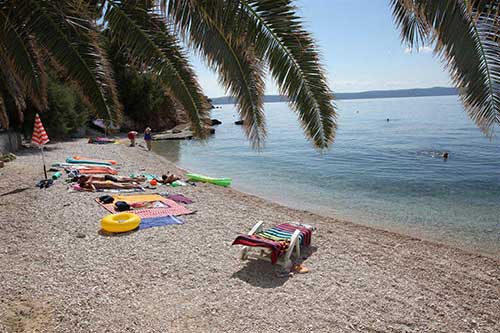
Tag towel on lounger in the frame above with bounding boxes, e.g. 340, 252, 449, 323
232, 223, 313, 264
232, 235, 288, 264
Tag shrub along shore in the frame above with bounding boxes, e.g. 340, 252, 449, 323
0, 138, 498, 332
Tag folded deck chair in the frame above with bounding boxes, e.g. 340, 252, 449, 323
232, 221, 314, 269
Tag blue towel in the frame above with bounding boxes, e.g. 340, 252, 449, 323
138, 216, 184, 230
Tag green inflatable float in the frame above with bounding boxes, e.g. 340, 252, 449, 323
186, 173, 232, 187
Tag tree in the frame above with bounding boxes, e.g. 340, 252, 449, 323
0, 0, 498, 149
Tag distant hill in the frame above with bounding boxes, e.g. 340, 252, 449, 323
210, 87, 458, 105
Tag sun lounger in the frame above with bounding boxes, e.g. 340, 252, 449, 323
232, 221, 314, 269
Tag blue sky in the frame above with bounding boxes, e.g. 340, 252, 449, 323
189, 0, 452, 98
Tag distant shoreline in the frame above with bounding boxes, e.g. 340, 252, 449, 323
210, 86, 458, 104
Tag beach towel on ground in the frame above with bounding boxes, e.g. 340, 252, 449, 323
70, 167, 118, 175
139, 216, 184, 230
130, 173, 159, 181
95, 194, 192, 216
66, 157, 112, 166
72, 184, 144, 193
88, 137, 115, 144
166, 194, 194, 204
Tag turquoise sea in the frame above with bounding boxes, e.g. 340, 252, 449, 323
153, 95, 500, 257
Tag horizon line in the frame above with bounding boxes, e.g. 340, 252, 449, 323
210, 86, 457, 99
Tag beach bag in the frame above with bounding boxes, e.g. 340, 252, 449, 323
99, 195, 114, 204
115, 201, 130, 211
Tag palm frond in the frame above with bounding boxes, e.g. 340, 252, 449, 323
390, 0, 430, 49
390, 0, 500, 135
0, 9, 47, 110
235, 0, 337, 149
167, 0, 266, 148
0, 52, 27, 112
14, 0, 121, 123
106, 2, 210, 136
25, 38, 48, 110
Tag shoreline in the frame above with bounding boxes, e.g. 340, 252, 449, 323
173, 163, 497, 260
225, 186, 500, 260
154, 147, 499, 260
1, 138, 498, 332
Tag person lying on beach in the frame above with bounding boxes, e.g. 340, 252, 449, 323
72, 174, 146, 183
77, 175, 143, 191
157, 173, 181, 184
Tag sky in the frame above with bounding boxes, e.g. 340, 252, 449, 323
189, 0, 453, 98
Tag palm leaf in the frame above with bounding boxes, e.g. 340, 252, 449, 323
0, 9, 47, 110
390, 0, 430, 49
167, 0, 266, 148
13, 0, 121, 123
390, 0, 500, 135
235, 0, 337, 149
0, 51, 27, 113
105, 2, 210, 136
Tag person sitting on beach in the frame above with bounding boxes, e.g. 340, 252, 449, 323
77, 175, 143, 191
157, 172, 181, 184
128, 131, 138, 147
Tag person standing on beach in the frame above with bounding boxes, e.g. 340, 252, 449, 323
144, 127, 152, 151
127, 130, 138, 146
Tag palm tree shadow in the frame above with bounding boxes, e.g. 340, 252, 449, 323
0, 187, 30, 197
293, 245, 318, 266
231, 245, 318, 288
14, 145, 61, 157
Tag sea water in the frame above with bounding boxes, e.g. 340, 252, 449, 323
153, 95, 500, 257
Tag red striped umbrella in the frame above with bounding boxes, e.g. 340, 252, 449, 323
32, 113, 50, 180
32, 113, 49, 145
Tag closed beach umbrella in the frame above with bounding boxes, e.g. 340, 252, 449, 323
31, 113, 50, 179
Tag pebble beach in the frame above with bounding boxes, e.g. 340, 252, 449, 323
0, 138, 499, 332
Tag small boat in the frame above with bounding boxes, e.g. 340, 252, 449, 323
186, 173, 232, 187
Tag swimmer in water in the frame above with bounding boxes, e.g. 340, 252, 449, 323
386, 118, 390, 122
443, 152, 449, 159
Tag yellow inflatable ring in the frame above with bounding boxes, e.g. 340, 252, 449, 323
100, 212, 141, 233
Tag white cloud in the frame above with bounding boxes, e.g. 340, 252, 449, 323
404, 46, 433, 54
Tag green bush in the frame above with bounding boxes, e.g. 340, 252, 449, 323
45, 77, 89, 137
20, 74, 89, 139
117, 68, 172, 125
106, 36, 177, 131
